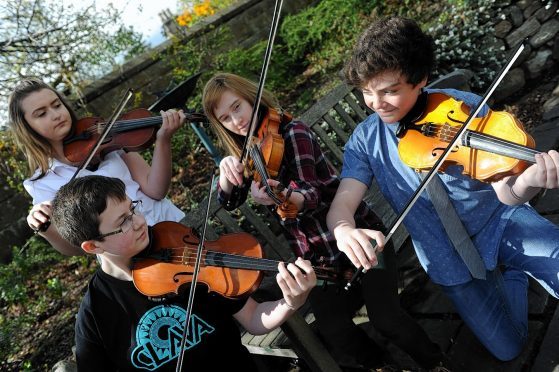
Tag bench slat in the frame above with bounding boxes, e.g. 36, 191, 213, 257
309, 122, 344, 164
323, 113, 349, 144
238, 204, 290, 258
345, 91, 369, 121
298, 83, 353, 125
334, 102, 357, 131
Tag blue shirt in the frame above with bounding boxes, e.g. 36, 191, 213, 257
341, 88, 518, 285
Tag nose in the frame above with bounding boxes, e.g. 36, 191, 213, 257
50, 108, 62, 121
132, 213, 146, 230
231, 113, 243, 128
367, 94, 385, 112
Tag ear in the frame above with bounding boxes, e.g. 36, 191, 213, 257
418, 76, 428, 89
81, 240, 103, 255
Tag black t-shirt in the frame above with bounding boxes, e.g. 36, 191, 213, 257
75, 269, 257, 371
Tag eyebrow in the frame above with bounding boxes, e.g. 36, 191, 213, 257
382, 82, 401, 89
364, 81, 401, 91
31, 97, 61, 116
217, 99, 239, 122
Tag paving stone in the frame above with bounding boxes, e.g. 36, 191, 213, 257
449, 321, 543, 371
504, 5, 524, 27
535, 1, 558, 23
418, 319, 462, 353
523, 1, 542, 19
542, 95, 559, 120
406, 280, 457, 314
531, 301, 559, 371
526, 49, 554, 78
530, 19, 559, 48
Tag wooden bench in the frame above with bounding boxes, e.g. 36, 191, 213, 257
181, 70, 475, 371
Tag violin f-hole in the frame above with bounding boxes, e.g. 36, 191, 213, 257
183, 231, 200, 245
173, 271, 194, 283
447, 110, 465, 125
432, 145, 459, 157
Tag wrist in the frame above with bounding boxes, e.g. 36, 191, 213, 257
219, 174, 233, 195
333, 223, 354, 238
154, 134, 171, 146
511, 176, 538, 200
281, 299, 297, 311
289, 190, 305, 211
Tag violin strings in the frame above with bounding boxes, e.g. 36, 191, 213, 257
81, 112, 207, 137
145, 246, 333, 277
85, 117, 162, 135
249, 146, 283, 204
172, 246, 281, 263
423, 124, 537, 160
169, 248, 285, 270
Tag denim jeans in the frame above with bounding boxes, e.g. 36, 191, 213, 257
441, 205, 559, 361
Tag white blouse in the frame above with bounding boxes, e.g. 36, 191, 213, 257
23, 151, 184, 225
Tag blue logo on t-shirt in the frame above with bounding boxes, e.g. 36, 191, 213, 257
131, 305, 215, 370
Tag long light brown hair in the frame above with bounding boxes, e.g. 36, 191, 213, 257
202, 73, 280, 160
8, 78, 78, 179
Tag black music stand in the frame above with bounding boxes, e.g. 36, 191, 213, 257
148, 73, 221, 165
149, 72, 201, 112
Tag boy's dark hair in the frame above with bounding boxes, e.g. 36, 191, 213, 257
344, 16, 435, 88
52, 176, 127, 247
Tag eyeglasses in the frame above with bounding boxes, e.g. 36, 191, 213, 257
95, 200, 143, 240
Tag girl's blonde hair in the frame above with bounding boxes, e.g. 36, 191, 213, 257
8, 78, 78, 179
202, 72, 280, 159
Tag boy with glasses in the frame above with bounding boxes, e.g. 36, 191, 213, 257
52, 175, 316, 371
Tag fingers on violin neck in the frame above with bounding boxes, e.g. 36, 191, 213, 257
271, 182, 284, 191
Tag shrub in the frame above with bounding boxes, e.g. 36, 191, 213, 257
279, 0, 377, 75
426, 0, 506, 90
0, 131, 28, 193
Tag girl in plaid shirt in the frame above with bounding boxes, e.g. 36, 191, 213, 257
202, 72, 448, 371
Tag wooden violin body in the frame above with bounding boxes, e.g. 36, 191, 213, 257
246, 108, 298, 219
251, 108, 288, 181
397, 92, 537, 182
132, 222, 264, 298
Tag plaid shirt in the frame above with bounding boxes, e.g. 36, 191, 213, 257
218, 120, 383, 264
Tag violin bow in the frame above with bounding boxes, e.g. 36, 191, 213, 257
33, 89, 134, 235
224, 0, 284, 210
239, 0, 283, 161
176, 172, 216, 372
345, 42, 526, 290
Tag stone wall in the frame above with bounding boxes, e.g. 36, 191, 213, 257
81, 0, 314, 117
493, 0, 559, 111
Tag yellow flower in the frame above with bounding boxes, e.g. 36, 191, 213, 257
194, 0, 215, 16
176, 11, 193, 27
